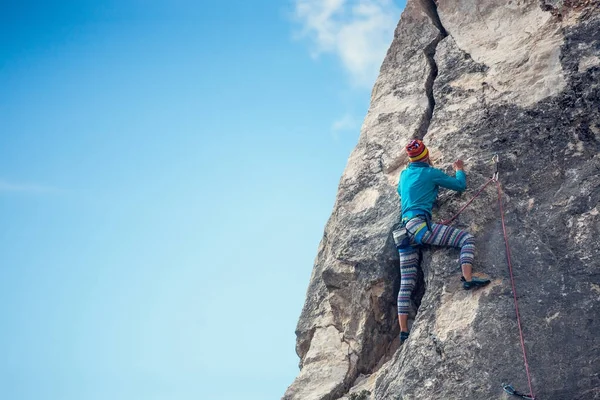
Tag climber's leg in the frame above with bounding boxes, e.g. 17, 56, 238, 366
399, 314, 408, 333
398, 245, 418, 335
419, 223, 490, 289
462, 262, 473, 282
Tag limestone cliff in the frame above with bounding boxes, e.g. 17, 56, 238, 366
284, 1, 600, 400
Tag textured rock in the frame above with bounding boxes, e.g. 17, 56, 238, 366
285, 1, 600, 400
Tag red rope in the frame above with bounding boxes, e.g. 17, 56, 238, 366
440, 172, 536, 398
439, 177, 495, 225
496, 180, 535, 399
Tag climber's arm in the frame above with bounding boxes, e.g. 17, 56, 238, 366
431, 163, 466, 192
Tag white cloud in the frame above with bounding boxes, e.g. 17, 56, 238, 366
332, 113, 360, 132
0, 180, 57, 194
294, 0, 401, 87
331, 113, 361, 141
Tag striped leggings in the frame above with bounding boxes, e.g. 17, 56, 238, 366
397, 217, 475, 315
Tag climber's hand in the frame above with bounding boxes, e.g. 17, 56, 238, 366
453, 160, 464, 171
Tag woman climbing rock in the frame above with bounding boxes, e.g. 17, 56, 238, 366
395, 139, 491, 343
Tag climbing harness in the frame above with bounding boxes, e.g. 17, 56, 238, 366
503, 384, 535, 400
393, 214, 431, 249
441, 154, 536, 400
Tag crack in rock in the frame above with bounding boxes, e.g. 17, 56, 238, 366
417, 0, 449, 139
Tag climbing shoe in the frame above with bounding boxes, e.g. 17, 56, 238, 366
400, 331, 410, 344
462, 276, 491, 290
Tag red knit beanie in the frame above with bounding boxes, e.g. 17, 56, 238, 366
406, 139, 429, 162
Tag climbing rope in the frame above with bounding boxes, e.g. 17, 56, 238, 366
438, 154, 499, 225
441, 155, 536, 399
438, 177, 495, 225
496, 174, 535, 400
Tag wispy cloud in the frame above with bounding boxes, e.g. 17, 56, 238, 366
294, 0, 401, 87
332, 113, 360, 132
0, 180, 58, 194
331, 113, 361, 140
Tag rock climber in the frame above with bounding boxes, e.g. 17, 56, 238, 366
395, 139, 490, 343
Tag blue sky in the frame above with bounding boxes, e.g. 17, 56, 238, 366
0, 1, 404, 399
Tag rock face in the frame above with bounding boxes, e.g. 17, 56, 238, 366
284, 1, 600, 400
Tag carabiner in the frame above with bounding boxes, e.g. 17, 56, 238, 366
503, 383, 535, 399
492, 153, 499, 181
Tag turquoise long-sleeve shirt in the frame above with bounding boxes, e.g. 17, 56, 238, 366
398, 162, 466, 220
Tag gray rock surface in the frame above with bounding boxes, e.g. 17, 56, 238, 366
284, 1, 600, 399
